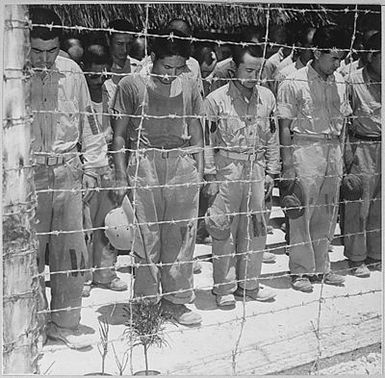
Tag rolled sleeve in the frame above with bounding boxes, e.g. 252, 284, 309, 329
111, 80, 134, 116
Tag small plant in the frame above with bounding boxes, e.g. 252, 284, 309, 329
84, 317, 112, 376
111, 342, 129, 376
97, 318, 109, 375
123, 299, 171, 375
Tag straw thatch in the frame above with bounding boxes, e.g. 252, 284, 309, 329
30, 3, 380, 40
33, 3, 333, 34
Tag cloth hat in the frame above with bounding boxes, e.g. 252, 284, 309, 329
340, 173, 363, 201
104, 195, 145, 258
280, 178, 305, 219
204, 206, 231, 241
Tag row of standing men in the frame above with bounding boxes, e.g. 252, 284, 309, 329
29, 8, 381, 349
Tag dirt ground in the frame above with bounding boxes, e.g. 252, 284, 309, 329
38, 189, 383, 375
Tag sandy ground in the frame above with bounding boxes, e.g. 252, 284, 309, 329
38, 189, 382, 375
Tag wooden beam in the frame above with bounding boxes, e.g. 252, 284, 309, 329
2, 4, 39, 374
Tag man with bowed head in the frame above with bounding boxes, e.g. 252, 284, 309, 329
111, 29, 204, 326
29, 7, 108, 349
277, 25, 352, 292
204, 43, 279, 307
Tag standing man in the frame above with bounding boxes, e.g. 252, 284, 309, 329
343, 32, 381, 276
103, 19, 136, 112
204, 43, 279, 307
29, 8, 108, 348
111, 29, 204, 325
81, 43, 128, 297
277, 25, 352, 292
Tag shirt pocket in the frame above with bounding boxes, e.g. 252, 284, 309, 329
219, 112, 246, 140
56, 99, 79, 144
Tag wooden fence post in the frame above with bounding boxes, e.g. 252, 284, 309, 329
2, 4, 39, 374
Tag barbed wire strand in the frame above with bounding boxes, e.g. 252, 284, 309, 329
2, 6, 382, 375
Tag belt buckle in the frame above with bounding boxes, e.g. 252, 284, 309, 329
35, 155, 45, 165
161, 151, 169, 159
47, 156, 57, 166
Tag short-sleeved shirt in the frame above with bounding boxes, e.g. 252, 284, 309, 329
205, 81, 280, 175
347, 67, 381, 138
277, 61, 352, 136
30, 55, 108, 169
112, 74, 204, 148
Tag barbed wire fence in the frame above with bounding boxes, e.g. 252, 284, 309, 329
2, 2, 382, 375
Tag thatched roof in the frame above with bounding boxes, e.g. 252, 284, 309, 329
30, 3, 380, 37
33, 3, 330, 33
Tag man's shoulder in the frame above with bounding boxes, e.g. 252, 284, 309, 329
279, 62, 297, 77
257, 85, 275, 101
333, 69, 349, 85
56, 55, 83, 74
206, 83, 229, 102
343, 67, 363, 84
213, 58, 233, 77
118, 74, 146, 92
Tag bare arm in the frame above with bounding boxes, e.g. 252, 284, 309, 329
112, 115, 129, 203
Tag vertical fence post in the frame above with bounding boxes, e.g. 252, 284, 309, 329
2, 4, 39, 374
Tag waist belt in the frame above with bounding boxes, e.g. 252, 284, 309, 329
217, 149, 256, 162
34, 154, 74, 166
293, 132, 340, 141
349, 131, 381, 142
143, 146, 202, 159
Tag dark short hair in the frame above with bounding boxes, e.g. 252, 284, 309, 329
313, 25, 351, 52
151, 29, 191, 60
193, 44, 216, 66
82, 44, 112, 69
61, 38, 82, 53
232, 44, 264, 67
29, 7, 62, 40
108, 19, 134, 41
238, 25, 265, 44
166, 19, 191, 37
365, 32, 381, 55
296, 26, 316, 47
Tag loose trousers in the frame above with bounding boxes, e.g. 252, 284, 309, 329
207, 155, 266, 295
34, 156, 87, 330
343, 137, 381, 262
289, 136, 342, 275
128, 151, 199, 304
83, 166, 117, 285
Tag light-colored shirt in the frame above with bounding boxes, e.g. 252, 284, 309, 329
348, 67, 381, 138
338, 59, 362, 78
91, 100, 112, 144
204, 81, 280, 175
277, 61, 352, 136
30, 55, 108, 170
102, 78, 117, 114
272, 58, 305, 96
275, 50, 295, 72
